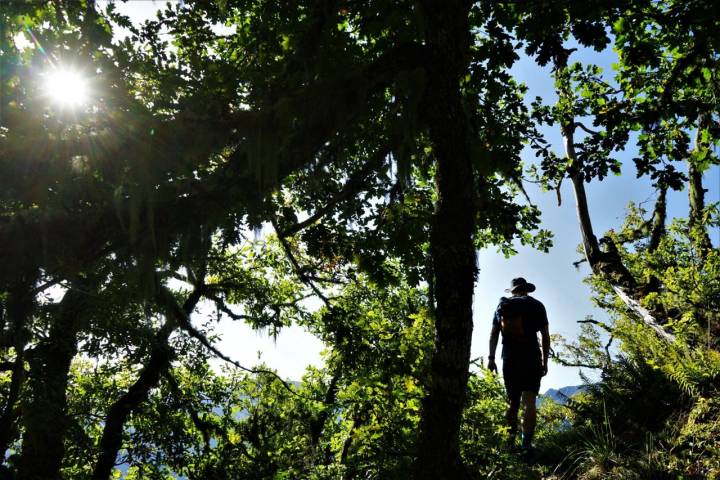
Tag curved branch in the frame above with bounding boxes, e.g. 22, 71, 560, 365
276, 141, 392, 238
272, 220, 332, 307
575, 121, 600, 135
156, 285, 310, 401
91, 322, 176, 480
550, 357, 603, 370
92, 282, 204, 480
605, 334, 614, 365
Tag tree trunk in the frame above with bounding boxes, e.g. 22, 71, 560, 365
688, 119, 713, 259
648, 186, 667, 253
687, 161, 710, 252
554, 57, 675, 343
567, 170, 602, 265
416, 1, 475, 478
688, 119, 716, 344
18, 285, 91, 480
0, 279, 36, 460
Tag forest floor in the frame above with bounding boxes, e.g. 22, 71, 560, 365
510, 449, 566, 480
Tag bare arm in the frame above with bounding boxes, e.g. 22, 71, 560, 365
488, 323, 500, 372
540, 323, 550, 376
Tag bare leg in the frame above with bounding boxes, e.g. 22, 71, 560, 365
520, 391, 537, 448
505, 397, 520, 446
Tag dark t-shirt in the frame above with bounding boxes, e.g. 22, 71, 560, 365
492, 295, 548, 361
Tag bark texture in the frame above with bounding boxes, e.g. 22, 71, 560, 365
18, 286, 91, 480
688, 160, 709, 250
416, 1, 475, 478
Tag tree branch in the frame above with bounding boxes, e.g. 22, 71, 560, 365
91, 322, 176, 480
604, 334, 614, 365
276, 141, 392, 238
272, 220, 332, 307
92, 279, 204, 480
611, 285, 675, 342
309, 366, 342, 453
577, 318, 614, 335
0, 42, 429, 289
574, 121, 600, 135
648, 185, 667, 253
156, 285, 310, 401
572, 258, 587, 269
206, 294, 253, 322
163, 370, 218, 451
550, 356, 603, 370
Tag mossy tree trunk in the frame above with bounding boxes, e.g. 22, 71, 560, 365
688, 117, 713, 260
416, 1, 476, 478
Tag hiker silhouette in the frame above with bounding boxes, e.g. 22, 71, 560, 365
487, 277, 550, 453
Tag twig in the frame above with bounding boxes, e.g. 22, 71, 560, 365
215, 303, 252, 321
157, 285, 311, 400
555, 178, 563, 207
550, 355, 603, 370
604, 334, 614, 365
577, 318, 614, 335
572, 258, 587, 268
575, 121, 600, 136
272, 219, 332, 307
30, 278, 62, 296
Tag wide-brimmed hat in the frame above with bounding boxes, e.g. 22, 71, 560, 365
505, 277, 536, 293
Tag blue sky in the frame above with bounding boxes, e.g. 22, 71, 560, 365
83, 2, 719, 389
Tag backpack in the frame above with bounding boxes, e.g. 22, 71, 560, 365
498, 298, 527, 342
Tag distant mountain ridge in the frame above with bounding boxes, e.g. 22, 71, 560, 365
540, 385, 586, 405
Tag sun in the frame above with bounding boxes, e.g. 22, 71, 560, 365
44, 68, 89, 107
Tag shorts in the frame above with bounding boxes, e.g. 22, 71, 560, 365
502, 357, 542, 403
